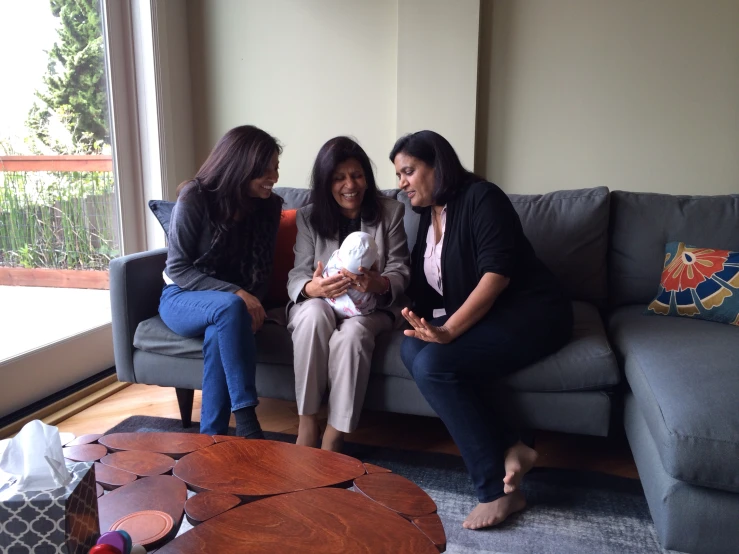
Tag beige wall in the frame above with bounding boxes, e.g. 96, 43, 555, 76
397, 0, 480, 169
476, 0, 739, 195
188, 0, 399, 188
181, 0, 738, 196
186, 0, 480, 189
156, 0, 196, 201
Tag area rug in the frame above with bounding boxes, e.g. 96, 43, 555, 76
104, 416, 677, 554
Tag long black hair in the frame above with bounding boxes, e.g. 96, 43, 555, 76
309, 136, 381, 239
389, 130, 482, 206
179, 125, 283, 227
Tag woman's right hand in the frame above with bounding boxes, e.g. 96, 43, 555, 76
235, 289, 266, 332
303, 261, 352, 299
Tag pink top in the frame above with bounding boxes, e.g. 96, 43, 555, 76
424, 206, 447, 297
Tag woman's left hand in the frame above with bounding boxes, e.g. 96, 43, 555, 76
401, 308, 455, 344
341, 264, 387, 295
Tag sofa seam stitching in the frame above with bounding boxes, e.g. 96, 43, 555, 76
509, 192, 609, 204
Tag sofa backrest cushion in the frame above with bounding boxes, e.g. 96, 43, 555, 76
398, 191, 420, 254
150, 187, 398, 236
151, 187, 609, 304
148, 200, 175, 233
509, 187, 611, 305
608, 191, 739, 308
399, 186, 611, 305
273, 187, 312, 209
267, 209, 298, 306
273, 187, 399, 210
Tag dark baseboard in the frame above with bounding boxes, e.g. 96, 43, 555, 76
0, 367, 116, 429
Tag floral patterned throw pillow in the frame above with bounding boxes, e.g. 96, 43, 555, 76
646, 242, 739, 326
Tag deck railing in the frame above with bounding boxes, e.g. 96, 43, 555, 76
0, 155, 119, 271
0, 155, 113, 172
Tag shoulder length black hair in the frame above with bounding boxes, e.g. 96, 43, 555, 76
389, 130, 483, 206
309, 136, 381, 239
179, 125, 282, 226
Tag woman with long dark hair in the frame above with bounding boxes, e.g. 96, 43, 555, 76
287, 136, 410, 451
391, 130, 573, 529
159, 125, 283, 438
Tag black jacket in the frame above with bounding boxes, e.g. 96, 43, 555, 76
408, 181, 565, 319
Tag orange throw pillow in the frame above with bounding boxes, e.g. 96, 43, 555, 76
267, 209, 298, 306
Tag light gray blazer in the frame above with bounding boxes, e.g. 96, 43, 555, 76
287, 196, 411, 322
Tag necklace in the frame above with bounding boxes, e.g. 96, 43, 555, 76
432, 207, 444, 244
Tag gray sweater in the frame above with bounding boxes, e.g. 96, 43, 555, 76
164, 193, 241, 294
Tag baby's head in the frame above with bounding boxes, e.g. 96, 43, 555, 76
339, 231, 378, 275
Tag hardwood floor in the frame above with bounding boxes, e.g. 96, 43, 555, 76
56, 383, 639, 480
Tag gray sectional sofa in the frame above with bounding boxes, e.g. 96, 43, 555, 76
607, 191, 739, 554
110, 186, 738, 553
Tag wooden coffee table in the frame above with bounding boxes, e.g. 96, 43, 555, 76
173, 439, 365, 497
67, 432, 446, 552
159, 487, 438, 553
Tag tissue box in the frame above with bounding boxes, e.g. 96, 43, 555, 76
0, 461, 99, 554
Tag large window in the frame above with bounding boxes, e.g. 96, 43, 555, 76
0, 0, 131, 418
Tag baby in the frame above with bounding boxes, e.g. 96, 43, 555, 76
323, 231, 378, 319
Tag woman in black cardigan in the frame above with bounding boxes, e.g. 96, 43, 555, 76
391, 131, 573, 530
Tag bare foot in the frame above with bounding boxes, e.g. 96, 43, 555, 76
296, 415, 319, 447
463, 490, 526, 530
503, 441, 538, 494
321, 424, 345, 452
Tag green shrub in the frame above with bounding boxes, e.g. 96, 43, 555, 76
0, 170, 119, 270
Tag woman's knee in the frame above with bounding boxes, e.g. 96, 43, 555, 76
214, 293, 252, 325
291, 299, 335, 332
329, 318, 376, 351
409, 346, 450, 383
400, 336, 426, 373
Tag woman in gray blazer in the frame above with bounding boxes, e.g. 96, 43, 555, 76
287, 137, 410, 451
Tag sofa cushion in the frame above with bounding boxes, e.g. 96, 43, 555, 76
136, 300, 619, 394
133, 315, 295, 365
273, 187, 312, 209
134, 315, 202, 359
509, 187, 611, 305
396, 191, 420, 253
397, 187, 611, 305
148, 199, 175, 233
266, 209, 298, 307
609, 191, 739, 308
147, 188, 396, 232
273, 187, 398, 211
624, 393, 739, 554
372, 301, 620, 392
645, 241, 739, 327
609, 304, 739, 492
148, 190, 308, 230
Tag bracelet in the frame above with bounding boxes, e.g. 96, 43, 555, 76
380, 276, 391, 295
300, 283, 312, 299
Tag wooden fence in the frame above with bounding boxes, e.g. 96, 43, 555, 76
0, 155, 115, 288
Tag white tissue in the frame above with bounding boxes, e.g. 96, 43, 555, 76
0, 420, 71, 492
59, 432, 75, 447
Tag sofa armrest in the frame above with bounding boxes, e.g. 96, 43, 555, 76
110, 248, 167, 383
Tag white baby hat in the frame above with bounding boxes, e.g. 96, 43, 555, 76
339, 231, 378, 274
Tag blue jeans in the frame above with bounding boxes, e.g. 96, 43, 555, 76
401, 301, 572, 502
159, 285, 258, 435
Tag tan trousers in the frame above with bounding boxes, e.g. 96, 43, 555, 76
287, 299, 392, 433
